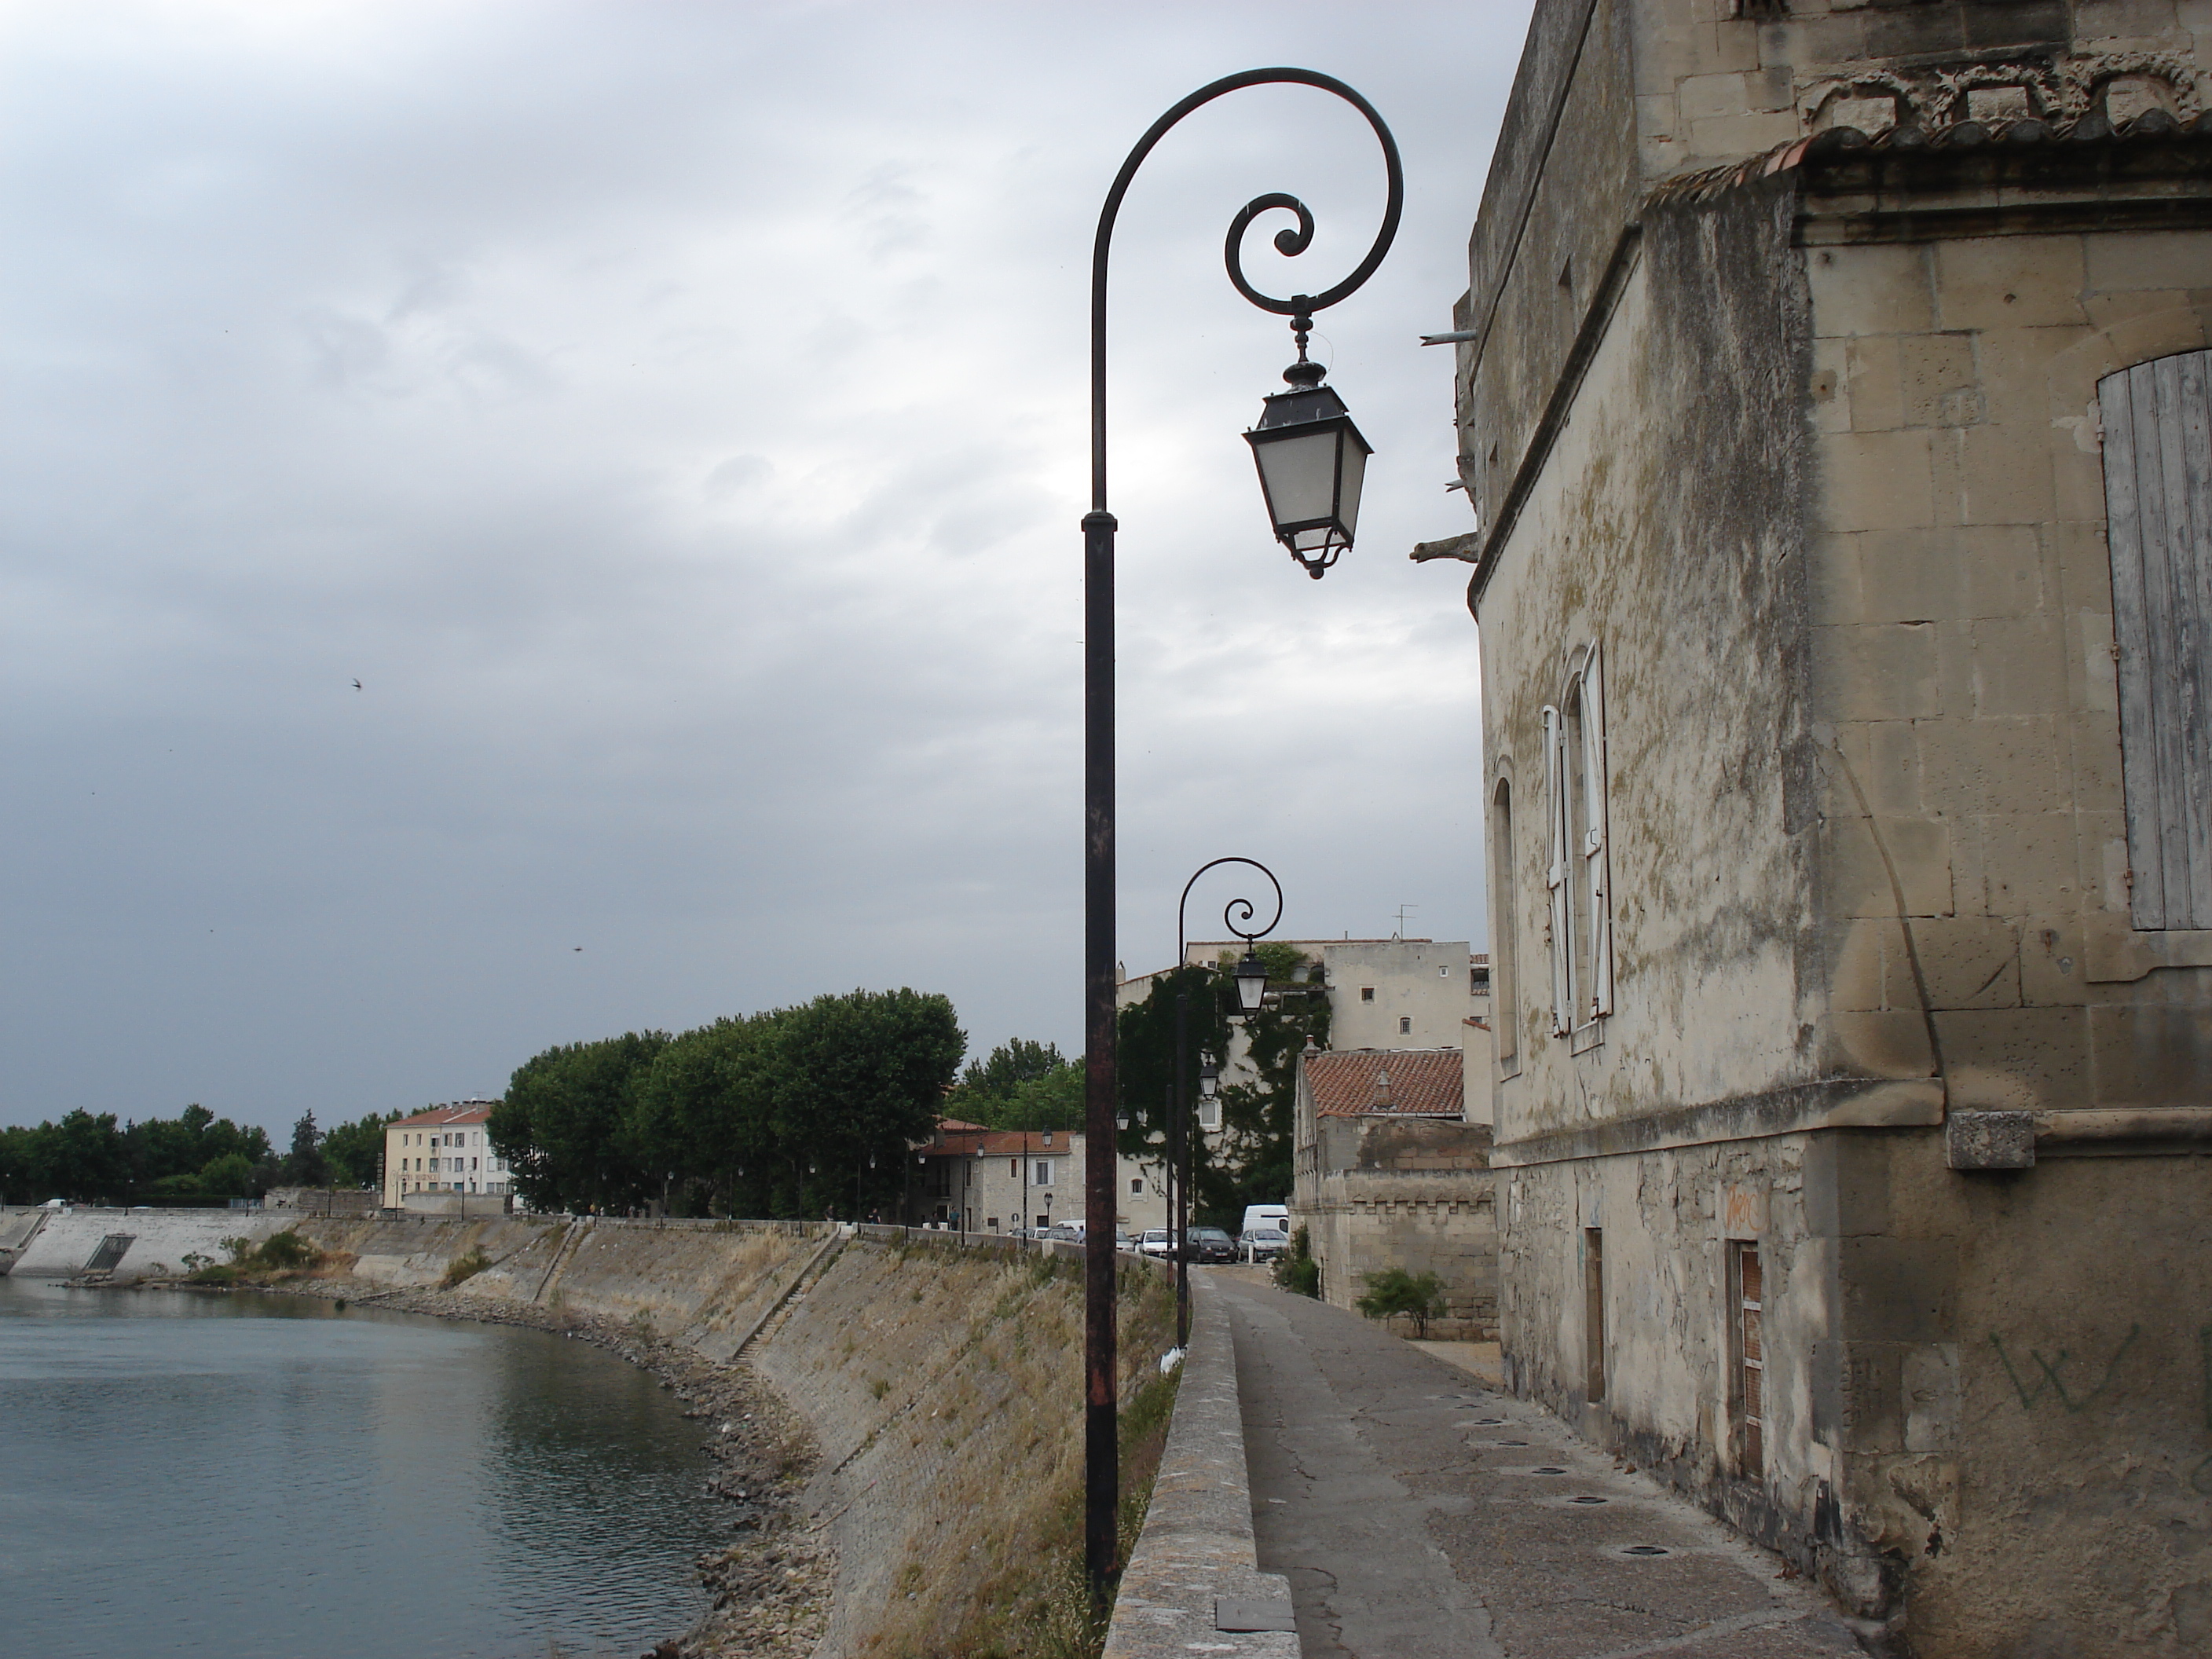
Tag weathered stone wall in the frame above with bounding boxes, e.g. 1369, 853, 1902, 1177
1299, 1119, 1498, 1339
1459, 2, 2212, 1650
1504, 1137, 2212, 1656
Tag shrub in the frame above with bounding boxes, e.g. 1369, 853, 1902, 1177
1274, 1225, 1320, 1298
1354, 1267, 1446, 1338
255, 1230, 316, 1271
441, 1247, 492, 1287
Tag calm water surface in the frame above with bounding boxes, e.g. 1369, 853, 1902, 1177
0, 1278, 727, 1658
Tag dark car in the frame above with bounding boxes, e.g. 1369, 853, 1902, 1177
1189, 1226, 1236, 1264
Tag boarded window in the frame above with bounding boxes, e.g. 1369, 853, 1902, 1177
1730, 1241, 1764, 1474
2102, 350, 2212, 929
1583, 1228, 1606, 1402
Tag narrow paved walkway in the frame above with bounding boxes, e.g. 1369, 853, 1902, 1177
1210, 1270, 1859, 1659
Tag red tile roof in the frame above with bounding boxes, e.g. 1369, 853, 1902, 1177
1304, 1049, 1463, 1118
927, 1121, 1079, 1157
391, 1100, 499, 1127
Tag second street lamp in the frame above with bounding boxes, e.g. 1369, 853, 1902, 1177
1169, 858, 1284, 1349
1079, 68, 1400, 1599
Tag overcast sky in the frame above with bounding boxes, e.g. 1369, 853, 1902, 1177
0, 0, 1531, 1133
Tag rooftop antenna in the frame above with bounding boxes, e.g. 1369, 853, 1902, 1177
1393, 903, 1418, 939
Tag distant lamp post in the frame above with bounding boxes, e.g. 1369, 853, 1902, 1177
1170, 857, 1285, 1349
1079, 69, 1399, 1599
1232, 948, 1271, 1016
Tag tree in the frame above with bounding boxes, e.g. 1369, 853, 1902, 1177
283, 1110, 329, 1187
946, 1038, 1082, 1133
497, 990, 967, 1219
321, 1111, 400, 1188
1355, 1268, 1446, 1338
753, 988, 965, 1220
632, 1015, 777, 1214
489, 1031, 671, 1214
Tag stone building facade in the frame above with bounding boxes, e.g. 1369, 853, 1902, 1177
1291, 1046, 1496, 1338
1447, 0, 2212, 1651
382, 1101, 511, 1207
907, 1122, 1167, 1236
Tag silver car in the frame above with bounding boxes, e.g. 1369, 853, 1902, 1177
1240, 1227, 1291, 1263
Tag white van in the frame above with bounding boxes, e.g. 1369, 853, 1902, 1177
1240, 1203, 1289, 1240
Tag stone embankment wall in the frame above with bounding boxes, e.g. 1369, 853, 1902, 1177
2, 1204, 298, 1279
9, 1207, 1181, 1654
285, 1212, 1174, 1656
756, 1228, 1176, 1658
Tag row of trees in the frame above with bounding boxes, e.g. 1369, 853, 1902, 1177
0, 1104, 395, 1206
487, 987, 965, 1218
5, 954, 1324, 1223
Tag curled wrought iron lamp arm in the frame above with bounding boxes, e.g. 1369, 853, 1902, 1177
1177, 855, 1286, 966
1089, 67, 1405, 511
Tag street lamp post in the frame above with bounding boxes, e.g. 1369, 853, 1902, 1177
1171, 858, 1284, 1347
1081, 69, 1399, 1596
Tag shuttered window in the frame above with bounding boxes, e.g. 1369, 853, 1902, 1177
1543, 643, 1614, 1038
2102, 350, 2212, 930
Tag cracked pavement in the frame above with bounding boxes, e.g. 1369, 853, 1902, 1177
1212, 1270, 1862, 1659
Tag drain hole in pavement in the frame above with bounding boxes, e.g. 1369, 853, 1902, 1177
1623, 1545, 1671, 1557
1530, 1467, 1567, 1474
1569, 1496, 1608, 1505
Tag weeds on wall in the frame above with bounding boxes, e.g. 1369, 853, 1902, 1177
186, 1229, 327, 1286
440, 1247, 493, 1287
847, 1252, 1179, 1659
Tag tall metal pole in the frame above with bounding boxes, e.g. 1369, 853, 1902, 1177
1174, 989, 1190, 1348
1082, 69, 1401, 1600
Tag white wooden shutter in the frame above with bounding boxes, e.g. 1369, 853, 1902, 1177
1544, 704, 1573, 1035
1580, 643, 1613, 1017
2101, 350, 2212, 930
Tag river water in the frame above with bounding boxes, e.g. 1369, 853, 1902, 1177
0, 1277, 727, 1658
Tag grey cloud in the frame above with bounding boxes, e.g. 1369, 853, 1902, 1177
0, 0, 1528, 1131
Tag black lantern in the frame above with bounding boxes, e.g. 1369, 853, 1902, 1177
1232, 949, 1269, 1016
1245, 356, 1371, 580
1199, 1060, 1219, 1101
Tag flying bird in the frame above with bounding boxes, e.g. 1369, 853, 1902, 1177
351, 679, 362, 690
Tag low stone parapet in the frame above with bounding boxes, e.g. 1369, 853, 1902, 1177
1104, 1267, 1296, 1659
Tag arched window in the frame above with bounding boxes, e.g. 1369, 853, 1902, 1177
2102, 350, 2212, 929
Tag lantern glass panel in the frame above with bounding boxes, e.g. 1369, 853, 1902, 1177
1254, 427, 1342, 534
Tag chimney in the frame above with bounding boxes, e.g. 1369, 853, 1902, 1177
1372, 1068, 1393, 1108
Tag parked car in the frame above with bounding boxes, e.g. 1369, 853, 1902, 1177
1041, 1224, 1082, 1244
1137, 1228, 1172, 1258
1189, 1226, 1236, 1264
1240, 1227, 1291, 1264
1240, 1203, 1290, 1239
